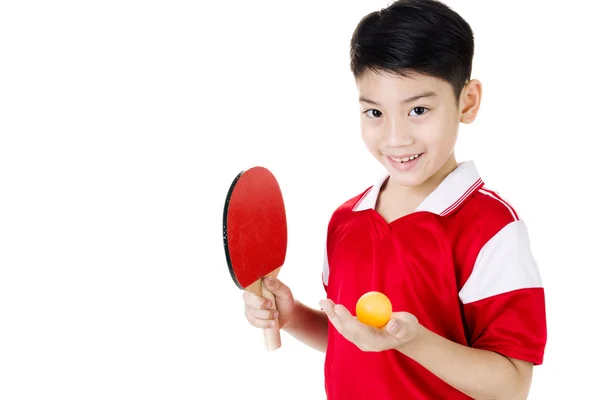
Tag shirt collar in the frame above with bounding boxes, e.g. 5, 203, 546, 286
352, 160, 484, 216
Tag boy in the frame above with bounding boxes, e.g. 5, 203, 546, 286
242, 0, 547, 399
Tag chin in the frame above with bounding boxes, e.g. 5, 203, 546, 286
379, 157, 430, 187
386, 171, 429, 187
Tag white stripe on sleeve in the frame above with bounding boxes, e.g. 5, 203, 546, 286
459, 220, 542, 304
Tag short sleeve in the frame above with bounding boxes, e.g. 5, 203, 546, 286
459, 220, 547, 365
322, 239, 329, 292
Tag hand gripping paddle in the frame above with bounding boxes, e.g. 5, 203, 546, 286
223, 166, 287, 351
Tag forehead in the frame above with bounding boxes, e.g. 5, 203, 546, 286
355, 70, 452, 101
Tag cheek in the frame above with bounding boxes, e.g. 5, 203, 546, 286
360, 124, 378, 149
422, 116, 457, 148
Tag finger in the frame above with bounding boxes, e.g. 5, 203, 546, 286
387, 321, 414, 343
319, 299, 348, 335
262, 277, 295, 309
332, 303, 381, 341
246, 306, 279, 321
392, 311, 418, 325
386, 312, 419, 341
243, 291, 272, 310
385, 319, 404, 337
247, 316, 278, 329
262, 277, 291, 299
332, 304, 366, 332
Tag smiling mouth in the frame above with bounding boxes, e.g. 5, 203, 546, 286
388, 153, 423, 163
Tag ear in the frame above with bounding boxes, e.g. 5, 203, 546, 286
459, 79, 482, 124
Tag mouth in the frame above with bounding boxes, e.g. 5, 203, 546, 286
386, 152, 424, 171
388, 153, 423, 163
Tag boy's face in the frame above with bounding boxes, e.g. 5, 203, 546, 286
356, 70, 480, 188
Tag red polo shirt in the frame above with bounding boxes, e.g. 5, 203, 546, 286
321, 161, 547, 399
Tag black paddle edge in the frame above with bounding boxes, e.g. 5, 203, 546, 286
223, 168, 246, 290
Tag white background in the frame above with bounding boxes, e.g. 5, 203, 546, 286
1, 0, 598, 399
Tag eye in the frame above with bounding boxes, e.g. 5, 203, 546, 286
364, 109, 382, 118
409, 107, 429, 116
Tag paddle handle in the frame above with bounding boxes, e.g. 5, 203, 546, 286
261, 281, 281, 351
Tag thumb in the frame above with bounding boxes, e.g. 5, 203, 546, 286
262, 277, 293, 301
385, 312, 419, 340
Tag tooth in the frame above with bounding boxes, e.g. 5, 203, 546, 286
390, 154, 421, 163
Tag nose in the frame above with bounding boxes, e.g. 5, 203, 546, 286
383, 118, 414, 148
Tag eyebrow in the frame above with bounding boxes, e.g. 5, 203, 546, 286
359, 91, 438, 106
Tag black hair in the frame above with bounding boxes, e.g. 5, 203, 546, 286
350, 0, 474, 101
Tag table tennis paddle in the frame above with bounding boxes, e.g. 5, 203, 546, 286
223, 166, 287, 351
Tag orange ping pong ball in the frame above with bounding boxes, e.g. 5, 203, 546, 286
356, 291, 393, 328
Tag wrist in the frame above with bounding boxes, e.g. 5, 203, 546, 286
395, 322, 426, 354
281, 299, 299, 330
